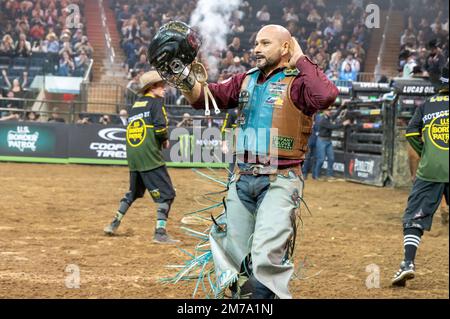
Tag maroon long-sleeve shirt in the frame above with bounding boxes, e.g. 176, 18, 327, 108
192, 56, 339, 167
192, 56, 339, 116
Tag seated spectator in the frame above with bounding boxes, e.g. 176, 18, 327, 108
324, 21, 338, 38
117, 109, 128, 126
140, 21, 152, 42
341, 53, 360, 73
231, 19, 245, 34
117, 4, 132, 28
99, 114, 112, 125
431, 23, 448, 49
314, 52, 328, 71
1, 69, 27, 102
339, 62, 357, 81
327, 49, 343, 76
226, 56, 246, 75
133, 53, 151, 73
31, 40, 46, 53
401, 28, 417, 48
424, 40, 446, 84
228, 37, 245, 56
0, 34, 15, 57
402, 51, 418, 78
14, 33, 32, 57
45, 32, 60, 54
354, 23, 366, 42
74, 36, 94, 57
24, 111, 40, 122
256, 5, 270, 22
48, 107, 66, 123
283, 7, 299, 23
71, 29, 83, 47
307, 8, 322, 26
240, 51, 252, 69
122, 17, 141, 41
351, 41, 366, 65
330, 10, 344, 33
0, 112, 21, 122
123, 37, 142, 74
76, 115, 93, 124
220, 51, 235, 70
74, 50, 91, 77
57, 51, 75, 76
29, 21, 46, 42
16, 19, 30, 36
126, 69, 142, 93
307, 31, 323, 49
59, 41, 74, 57
176, 113, 193, 128
418, 18, 434, 43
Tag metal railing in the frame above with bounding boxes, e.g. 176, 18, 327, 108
83, 58, 95, 83
0, 96, 228, 126
374, 0, 395, 82
0, 96, 126, 123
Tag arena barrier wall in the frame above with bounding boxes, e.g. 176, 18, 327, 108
0, 123, 228, 168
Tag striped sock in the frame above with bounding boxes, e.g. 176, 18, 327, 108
403, 234, 421, 262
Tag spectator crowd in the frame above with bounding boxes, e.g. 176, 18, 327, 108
0, 0, 94, 121
397, 0, 449, 84
114, 0, 375, 91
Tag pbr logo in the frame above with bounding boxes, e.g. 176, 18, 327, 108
127, 119, 147, 147
349, 158, 375, 178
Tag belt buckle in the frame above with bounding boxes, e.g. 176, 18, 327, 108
252, 165, 263, 176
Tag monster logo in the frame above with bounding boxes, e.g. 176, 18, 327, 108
179, 134, 195, 159
126, 118, 146, 147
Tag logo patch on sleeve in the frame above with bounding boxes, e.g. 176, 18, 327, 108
428, 114, 449, 150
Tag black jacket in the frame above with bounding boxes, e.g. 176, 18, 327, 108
317, 107, 344, 139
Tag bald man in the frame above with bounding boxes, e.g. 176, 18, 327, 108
182, 25, 338, 299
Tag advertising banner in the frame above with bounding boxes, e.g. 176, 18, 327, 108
0, 122, 68, 162
345, 153, 385, 186
68, 124, 127, 165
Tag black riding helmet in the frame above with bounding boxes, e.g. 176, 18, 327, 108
147, 21, 201, 73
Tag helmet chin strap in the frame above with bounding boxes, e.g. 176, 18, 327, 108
191, 61, 220, 116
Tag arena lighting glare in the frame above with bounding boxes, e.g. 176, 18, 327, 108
147, 21, 201, 92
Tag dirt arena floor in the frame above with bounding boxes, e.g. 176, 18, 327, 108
0, 162, 448, 299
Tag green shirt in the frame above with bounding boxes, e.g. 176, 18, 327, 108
126, 93, 169, 172
406, 90, 449, 182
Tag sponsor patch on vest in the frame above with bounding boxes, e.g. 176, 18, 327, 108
428, 114, 449, 150
272, 135, 294, 151
265, 96, 284, 106
126, 118, 147, 147
268, 82, 287, 95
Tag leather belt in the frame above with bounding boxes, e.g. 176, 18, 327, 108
237, 164, 302, 178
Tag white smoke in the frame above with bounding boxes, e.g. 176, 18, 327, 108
190, 0, 242, 80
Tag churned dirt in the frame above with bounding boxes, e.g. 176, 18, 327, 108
0, 163, 448, 299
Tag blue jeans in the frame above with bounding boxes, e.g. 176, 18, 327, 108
302, 135, 317, 177
313, 137, 335, 179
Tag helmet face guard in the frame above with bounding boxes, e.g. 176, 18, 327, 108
147, 21, 202, 91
